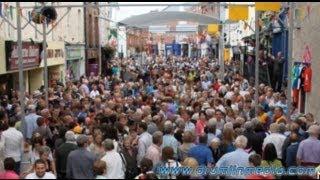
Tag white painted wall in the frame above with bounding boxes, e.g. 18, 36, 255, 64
0, 2, 85, 44
98, 2, 110, 46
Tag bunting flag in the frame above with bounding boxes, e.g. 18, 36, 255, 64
3, 3, 8, 16
229, 5, 249, 21
307, 4, 311, 18
28, 11, 31, 21
303, 45, 312, 63
244, 21, 248, 30
258, 19, 263, 29
255, 2, 281, 12
9, 5, 13, 19
224, 48, 230, 62
52, 21, 57, 28
18, 7, 22, 16
207, 24, 219, 34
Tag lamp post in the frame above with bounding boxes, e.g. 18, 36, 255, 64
16, 2, 25, 134
254, 10, 260, 115
287, 2, 294, 117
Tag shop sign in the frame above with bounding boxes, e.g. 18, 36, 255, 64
66, 47, 82, 60
5, 41, 42, 71
46, 49, 64, 59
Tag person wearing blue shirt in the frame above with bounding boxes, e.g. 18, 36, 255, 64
146, 84, 154, 95
23, 105, 41, 140
286, 132, 300, 167
188, 134, 214, 167
162, 122, 179, 159
216, 135, 250, 179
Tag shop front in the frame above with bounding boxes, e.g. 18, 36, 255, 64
86, 49, 99, 76
65, 44, 85, 81
40, 41, 66, 88
1, 40, 43, 94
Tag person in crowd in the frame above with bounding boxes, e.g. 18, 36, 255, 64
2, 119, 23, 175
87, 131, 105, 159
188, 133, 214, 167
180, 109, 195, 132
93, 160, 107, 179
246, 154, 275, 179
256, 105, 269, 130
55, 130, 78, 179
206, 118, 221, 145
0, 157, 19, 179
38, 146, 56, 175
177, 131, 196, 162
216, 135, 250, 179
263, 123, 286, 160
285, 131, 300, 180
243, 121, 263, 155
137, 122, 152, 167
90, 84, 100, 99
25, 159, 56, 179
261, 143, 283, 167
135, 158, 155, 179
214, 110, 225, 131
273, 107, 287, 124
162, 121, 179, 159
155, 146, 181, 179
209, 138, 222, 162
23, 105, 41, 140
101, 139, 125, 179
120, 136, 139, 179
297, 125, 320, 167
219, 127, 236, 155
33, 117, 53, 143
66, 135, 96, 179
177, 157, 201, 179
145, 131, 163, 166
195, 110, 207, 137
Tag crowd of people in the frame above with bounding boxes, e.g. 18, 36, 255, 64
0, 55, 319, 179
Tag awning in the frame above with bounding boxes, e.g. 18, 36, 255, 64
119, 11, 237, 28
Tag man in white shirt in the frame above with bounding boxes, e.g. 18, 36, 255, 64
101, 139, 125, 179
201, 77, 211, 91
25, 159, 56, 179
2, 119, 23, 174
263, 123, 286, 160
89, 84, 100, 99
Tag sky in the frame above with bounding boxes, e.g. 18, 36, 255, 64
114, 2, 198, 22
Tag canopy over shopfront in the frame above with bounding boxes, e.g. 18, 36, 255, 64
119, 11, 237, 27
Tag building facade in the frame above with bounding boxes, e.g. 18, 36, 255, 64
292, 2, 320, 122
84, 2, 100, 76
0, 2, 85, 94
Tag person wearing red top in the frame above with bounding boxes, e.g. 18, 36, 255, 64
301, 65, 312, 92
0, 158, 20, 179
212, 79, 221, 91
195, 110, 207, 137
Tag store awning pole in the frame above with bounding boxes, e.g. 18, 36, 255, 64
16, 2, 25, 134
254, 10, 260, 115
287, 2, 294, 117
